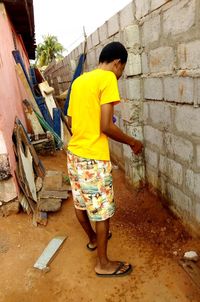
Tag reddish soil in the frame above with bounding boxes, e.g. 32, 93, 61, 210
0, 151, 200, 302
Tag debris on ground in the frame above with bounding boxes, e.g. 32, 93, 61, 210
0, 54, 73, 224
33, 235, 67, 272
184, 251, 199, 262
12, 119, 70, 226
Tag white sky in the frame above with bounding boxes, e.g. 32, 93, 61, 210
33, 0, 131, 54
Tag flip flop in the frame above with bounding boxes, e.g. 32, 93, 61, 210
86, 231, 112, 251
96, 262, 133, 278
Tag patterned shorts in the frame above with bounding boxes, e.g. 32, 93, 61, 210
67, 151, 115, 221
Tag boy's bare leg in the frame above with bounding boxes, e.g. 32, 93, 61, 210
95, 218, 129, 274
75, 208, 96, 245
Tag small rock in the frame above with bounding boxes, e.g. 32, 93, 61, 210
38, 198, 62, 212
173, 251, 178, 256
35, 211, 48, 226
0, 200, 20, 216
183, 251, 199, 262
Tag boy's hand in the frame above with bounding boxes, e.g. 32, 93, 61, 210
129, 139, 143, 155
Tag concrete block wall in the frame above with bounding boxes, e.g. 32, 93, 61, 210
141, 0, 200, 232
44, 0, 200, 232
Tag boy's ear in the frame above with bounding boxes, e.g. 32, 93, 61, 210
113, 59, 121, 67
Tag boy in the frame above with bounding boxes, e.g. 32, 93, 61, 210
67, 42, 143, 277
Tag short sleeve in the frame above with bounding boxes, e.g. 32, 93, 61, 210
100, 73, 120, 105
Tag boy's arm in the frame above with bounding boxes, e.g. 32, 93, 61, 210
101, 103, 143, 155
67, 116, 72, 128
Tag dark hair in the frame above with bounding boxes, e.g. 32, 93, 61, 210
99, 42, 128, 64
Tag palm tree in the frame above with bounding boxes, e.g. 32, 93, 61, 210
36, 35, 65, 67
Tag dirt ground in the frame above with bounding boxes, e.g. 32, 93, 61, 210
1, 151, 200, 302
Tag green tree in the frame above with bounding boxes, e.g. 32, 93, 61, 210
36, 35, 65, 67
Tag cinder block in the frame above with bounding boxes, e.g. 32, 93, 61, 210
125, 78, 141, 100
0, 177, 17, 202
185, 169, 200, 198
118, 78, 125, 98
149, 47, 174, 73
159, 156, 183, 186
142, 102, 149, 123
178, 40, 200, 70
195, 203, 200, 222
112, 33, 120, 42
108, 14, 119, 37
144, 78, 163, 100
151, 0, 170, 11
110, 141, 123, 159
163, 0, 195, 36
144, 125, 163, 149
87, 49, 96, 67
164, 77, 194, 103
123, 144, 133, 160
175, 106, 200, 136
121, 100, 140, 123
167, 183, 192, 213
148, 102, 171, 128
146, 167, 159, 188
120, 2, 135, 29
142, 15, 160, 46
196, 145, 200, 168
127, 124, 143, 140
195, 79, 200, 106
91, 30, 99, 46
131, 164, 145, 187
125, 53, 141, 76
86, 35, 93, 50
123, 25, 140, 49
141, 53, 149, 74
145, 148, 158, 169
165, 133, 193, 163
99, 22, 108, 42
95, 45, 102, 62
135, 0, 150, 20
77, 43, 84, 56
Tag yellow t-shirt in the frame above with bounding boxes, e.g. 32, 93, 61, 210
67, 69, 120, 160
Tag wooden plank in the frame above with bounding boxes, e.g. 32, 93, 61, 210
39, 81, 57, 117
15, 169, 36, 215
179, 259, 200, 290
39, 81, 64, 139
40, 190, 68, 199
53, 108, 61, 137
15, 64, 41, 114
54, 98, 72, 136
19, 145, 37, 202
18, 192, 31, 215
16, 119, 45, 178
23, 99, 44, 134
